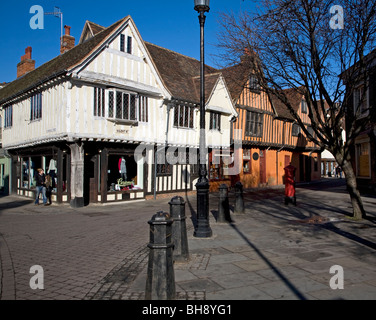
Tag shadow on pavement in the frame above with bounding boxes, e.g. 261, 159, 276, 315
229, 222, 308, 300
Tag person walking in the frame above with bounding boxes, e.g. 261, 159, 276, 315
45, 174, 53, 205
35, 168, 47, 206
284, 163, 297, 205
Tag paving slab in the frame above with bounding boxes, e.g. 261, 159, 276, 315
1, 178, 375, 301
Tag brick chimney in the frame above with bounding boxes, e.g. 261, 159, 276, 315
60, 25, 75, 54
17, 47, 35, 78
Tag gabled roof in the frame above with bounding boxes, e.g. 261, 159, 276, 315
144, 42, 219, 103
79, 21, 106, 44
0, 17, 127, 104
219, 62, 252, 103
270, 87, 304, 121
0, 16, 230, 108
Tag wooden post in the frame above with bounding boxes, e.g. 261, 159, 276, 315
69, 142, 84, 208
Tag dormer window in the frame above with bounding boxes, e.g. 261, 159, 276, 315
301, 100, 308, 114
292, 123, 301, 136
249, 75, 260, 92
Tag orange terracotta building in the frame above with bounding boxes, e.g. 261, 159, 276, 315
212, 61, 322, 190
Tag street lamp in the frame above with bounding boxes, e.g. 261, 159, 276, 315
194, 0, 212, 238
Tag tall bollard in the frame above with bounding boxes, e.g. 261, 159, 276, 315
218, 184, 232, 223
234, 181, 245, 214
169, 196, 190, 263
145, 211, 176, 300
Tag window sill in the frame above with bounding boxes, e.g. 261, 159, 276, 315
107, 118, 138, 126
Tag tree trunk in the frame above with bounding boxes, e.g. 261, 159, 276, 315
341, 159, 366, 220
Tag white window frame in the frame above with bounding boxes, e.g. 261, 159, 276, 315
3, 105, 12, 128
209, 111, 221, 131
30, 92, 42, 121
173, 104, 195, 129
106, 89, 148, 125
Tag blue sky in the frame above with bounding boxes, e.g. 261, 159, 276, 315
0, 0, 255, 83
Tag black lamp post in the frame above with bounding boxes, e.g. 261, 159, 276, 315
194, 0, 212, 238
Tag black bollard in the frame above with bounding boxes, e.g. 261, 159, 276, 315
169, 196, 190, 263
145, 211, 176, 300
218, 184, 232, 223
234, 181, 245, 214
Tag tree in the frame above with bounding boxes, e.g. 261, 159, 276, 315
216, 0, 376, 220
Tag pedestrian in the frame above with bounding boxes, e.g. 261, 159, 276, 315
45, 174, 53, 205
339, 166, 342, 179
335, 165, 340, 178
284, 163, 296, 205
35, 168, 47, 206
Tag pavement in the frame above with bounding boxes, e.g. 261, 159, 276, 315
0, 178, 375, 301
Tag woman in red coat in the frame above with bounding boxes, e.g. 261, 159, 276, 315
284, 163, 296, 205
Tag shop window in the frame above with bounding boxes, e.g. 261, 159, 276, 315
156, 149, 172, 176
107, 154, 138, 191
243, 149, 251, 174
21, 156, 42, 188
209, 150, 230, 180
45, 156, 58, 192
356, 142, 370, 177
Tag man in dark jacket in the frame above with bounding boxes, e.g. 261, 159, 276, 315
35, 168, 47, 205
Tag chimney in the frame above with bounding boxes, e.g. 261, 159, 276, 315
60, 25, 75, 54
17, 46, 35, 78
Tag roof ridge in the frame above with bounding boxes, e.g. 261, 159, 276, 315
0, 16, 128, 103
145, 41, 218, 72
86, 20, 106, 29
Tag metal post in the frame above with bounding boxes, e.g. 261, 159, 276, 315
218, 184, 232, 222
169, 196, 190, 262
194, 10, 212, 238
234, 181, 245, 214
145, 211, 176, 300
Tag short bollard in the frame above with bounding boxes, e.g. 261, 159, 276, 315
234, 181, 245, 214
145, 211, 176, 300
218, 184, 232, 223
169, 196, 190, 262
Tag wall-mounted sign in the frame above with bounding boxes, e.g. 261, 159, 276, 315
252, 152, 259, 161
243, 149, 251, 160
